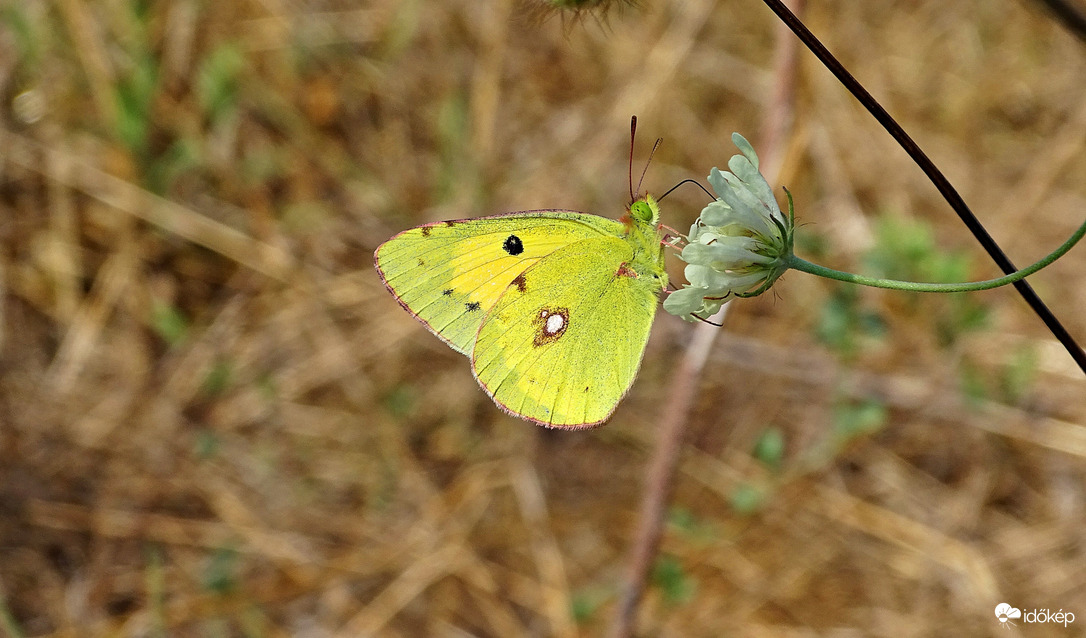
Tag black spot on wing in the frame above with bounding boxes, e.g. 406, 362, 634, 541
421, 227, 432, 237
503, 234, 524, 256
442, 289, 453, 296
466, 301, 482, 312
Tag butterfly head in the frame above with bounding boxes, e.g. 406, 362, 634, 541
626, 194, 660, 227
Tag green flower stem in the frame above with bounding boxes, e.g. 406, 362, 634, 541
785, 218, 1086, 293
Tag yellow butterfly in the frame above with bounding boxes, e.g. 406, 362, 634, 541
374, 196, 667, 428
375, 136, 669, 428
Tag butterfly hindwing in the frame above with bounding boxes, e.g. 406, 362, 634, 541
471, 235, 662, 428
374, 211, 625, 354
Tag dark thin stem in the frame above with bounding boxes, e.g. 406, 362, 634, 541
759, 0, 1086, 375
1032, 0, 1086, 42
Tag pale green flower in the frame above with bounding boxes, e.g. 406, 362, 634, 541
664, 133, 794, 321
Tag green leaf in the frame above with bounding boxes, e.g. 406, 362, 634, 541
198, 44, 245, 124
652, 556, 696, 605
145, 137, 201, 194
667, 506, 698, 533
833, 398, 887, 442
201, 359, 233, 396
729, 482, 765, 515
570, 587, 608, 624
151, 302, 189, 346
815, 286, 886, 357
958, 359, 989, 405
114, 53, 159, 153
0, 4, 38, 70
203, 547, 239, 595
1000, 344, 1038, 403
753, 426, 785, 470
193, 430, 220, 460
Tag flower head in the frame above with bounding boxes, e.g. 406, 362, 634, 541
664, 133, 794, 321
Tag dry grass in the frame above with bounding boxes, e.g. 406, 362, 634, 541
1, 0, 1085, 636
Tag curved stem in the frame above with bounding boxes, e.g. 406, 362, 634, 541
787, 219, 1086, 293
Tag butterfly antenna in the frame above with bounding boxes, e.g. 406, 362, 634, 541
628, 116, 638, 202
635, 137, 661, 198
659, 178, 715, 202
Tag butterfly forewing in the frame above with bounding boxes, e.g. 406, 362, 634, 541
374, 212, 624, 354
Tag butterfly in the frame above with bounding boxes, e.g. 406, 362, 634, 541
374, 195, 667, 429
375, 118, 670, 428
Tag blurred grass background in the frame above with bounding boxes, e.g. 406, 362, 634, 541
1, 0, 1085, 636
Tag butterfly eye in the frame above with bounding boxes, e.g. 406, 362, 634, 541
629, 201, 653, 223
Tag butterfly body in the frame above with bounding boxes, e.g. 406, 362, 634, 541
374, 197, 667, 428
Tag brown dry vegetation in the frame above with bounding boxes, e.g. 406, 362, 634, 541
1, 0, 1085, 636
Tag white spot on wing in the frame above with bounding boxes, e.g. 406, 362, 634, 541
532, 307, 570, 347
545, 312, 565, 335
